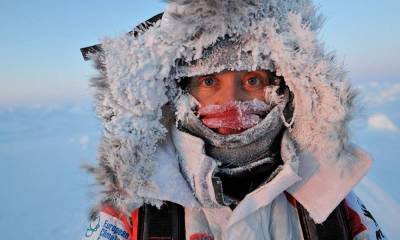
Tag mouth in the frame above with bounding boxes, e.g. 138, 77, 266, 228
197, 100, 269, 135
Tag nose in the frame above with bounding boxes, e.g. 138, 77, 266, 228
216, 80, 248, 104
220, 86, 238, 103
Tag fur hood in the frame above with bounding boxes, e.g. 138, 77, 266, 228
85, 0, 371, 222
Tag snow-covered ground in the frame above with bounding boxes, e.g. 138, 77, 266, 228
0, 101, 100, 239
0, 80, 399, 239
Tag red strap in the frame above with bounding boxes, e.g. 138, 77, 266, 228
130, 208, 140, 240
284, 191, 298, 207
343, 200, 367, 237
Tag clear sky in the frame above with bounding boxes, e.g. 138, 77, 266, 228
0, 0, 399, 105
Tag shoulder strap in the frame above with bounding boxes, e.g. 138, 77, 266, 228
137, 202, 185, 240
297, 201, 352, 240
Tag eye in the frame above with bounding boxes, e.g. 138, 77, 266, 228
201, 77, 216, 87
247, 77, 261, 86
242, 72, 268, 91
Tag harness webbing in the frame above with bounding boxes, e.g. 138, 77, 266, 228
137, 202, 185, 240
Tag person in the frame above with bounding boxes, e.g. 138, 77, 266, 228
80, 0, 386, 239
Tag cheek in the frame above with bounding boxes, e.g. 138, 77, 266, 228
245, 88, 267, 102
189, 88, 218, 106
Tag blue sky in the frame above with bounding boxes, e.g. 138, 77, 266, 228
316, 0, 400, 80
0, 0, 399, 105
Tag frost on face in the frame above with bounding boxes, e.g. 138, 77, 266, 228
198, 100, 271, 131
175, 92, 288, 150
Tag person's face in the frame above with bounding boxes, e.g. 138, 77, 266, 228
188, 70, 270, 106
187, 70, 271, 134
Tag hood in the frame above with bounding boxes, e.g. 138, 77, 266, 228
84, 0, 371, 222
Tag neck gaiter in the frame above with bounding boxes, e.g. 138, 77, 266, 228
175, 88, 291, 205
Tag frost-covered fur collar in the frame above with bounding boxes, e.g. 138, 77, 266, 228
87, 0, 372, 221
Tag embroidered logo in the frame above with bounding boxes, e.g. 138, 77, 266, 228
190, 233, 214, 240
360, 204, 385, 240
82, 211, 130, 240
85, 216, 101, 238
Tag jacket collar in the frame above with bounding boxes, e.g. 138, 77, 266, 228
287, 145, 372, 223
136, 129, 200, 209
167, 126, 371, 224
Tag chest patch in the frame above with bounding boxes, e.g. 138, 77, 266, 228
82, 211, 131, 240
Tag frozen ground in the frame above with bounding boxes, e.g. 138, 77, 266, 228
0, 101, 100, 239
0, 81, 399, 239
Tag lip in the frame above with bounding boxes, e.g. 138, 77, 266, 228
201, 112, 260, 130
197, 100, 269, 134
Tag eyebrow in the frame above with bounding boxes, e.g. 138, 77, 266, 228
243, 71, 268, 78
197, 74, 214, 78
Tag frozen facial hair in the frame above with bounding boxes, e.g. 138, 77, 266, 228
198, 100, 270, 134
176, 88, 290, 167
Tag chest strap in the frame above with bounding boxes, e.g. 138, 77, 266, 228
137, 202, 185, 240
297, 201, 353, 240
136, 200, 352, 240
